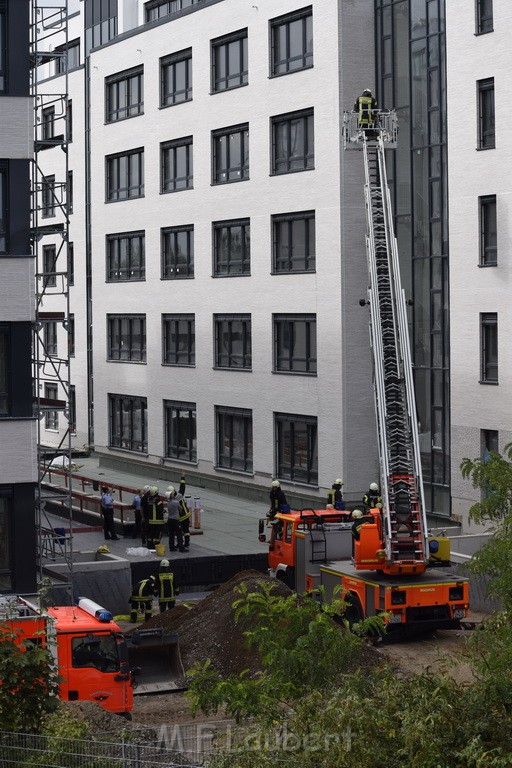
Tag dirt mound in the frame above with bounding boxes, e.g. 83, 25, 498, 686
130, 570, 291, 677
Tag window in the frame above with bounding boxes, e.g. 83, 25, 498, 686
0, 494, 12, 592
214, 315, 251, 370
42, 106, 55, 140
67, 171, 73, 214
146, 0, 197, 21
479, 195, 497, 266
72, 634, 119, 672
44, 383, 58, 430
164, 400, 196, 462
68, 314, 75, 357
68, 242, 74, 285
211, 29, 248, 92
0, 323, 32, 420
105, 66, 144, 122
275, 412, 318, 484
85, 1, 117, 50
215, 406, 253, 473
478, 78, 495, 149
213, 219, 250, 276
273, 314, 317, 374
480, 312, 498, 383
162, 314, 195, 366
476, 0, 493, 34
67, 100, 73, 142
0, 327, 8, 415
68, 385, 76, 433
161, 49, 192, 107
212, 124, 249, 184
44, 322, 57, 358
271, 108, 314, 174
42, 175, 56, 218
481, 428, 498, 460
0, 9, 5, 91
270, 6, 313, 76
107, 315, 146, 362
54, 39, 80, 75
107, 231, 145, 281
161, 137, 193, 192
161, 225, 194, 279
0, 164, 6, 252
106, 148, 144, 202
43, 245, 57, 288
109, 394, 147, 453
272, 210, 315, 273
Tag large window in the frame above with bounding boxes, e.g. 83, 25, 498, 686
107, 315, 146, 362
161, 49, 192, 107
212, 124, 249, 184
479, 195, 497, 266
42, 245, 57, 288
478, 78, 495, 149
272, 210, 315, 273
164, 400, 196, 462
480, 312, 498, 383
0, 164, 6, 252
161, 137, 193, 192
146, 0, 197, 21
54, 39, 80, 75
273, 314, 317, 374
213, 219, 250, 276
162, 314, 195, 366
68, 385, 76, 433
162, 225, 194, 279
211, 29, 248, 92
105, 66, 144, 122
109, 394, 147, 453
476, 0, 493, 34
270, 6, 313, 76
43, 322, 57, 358
85, 1, 117, 50
42, 175, 56, 218
271, 109, 314, 174
106, 148, 144, 202
44, 383, 58, 430
215, 406, 253, 473
275, 412, 318, 484
107, 231, 145, 281
214, 315, 251, 370
0, 327, 8, 415
0, 9, 5, 91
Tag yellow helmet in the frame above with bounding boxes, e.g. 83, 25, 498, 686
335, 478, 343, 486
149, 486, 159, 496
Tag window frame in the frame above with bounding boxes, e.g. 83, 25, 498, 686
42, 174, 56, 218
43, 321, 58, 358
211, 28, 248, 93
161, 224, 194, 279
0, 8, 5, 92
106, 231, 145, 282
54, 39, 80, 75
475, 0, 493, 34
68, 242, 74, 285
105, 66, 144, 123
212, 123, 249, 185
42, 244, 57, 289
0, 325, 9, 416
271, 108, 314, 175
68, 314, 75, 357
107, 314, 147, 363
270, 5, 313, 77
272, 210, 316, 273
105, 148, 144, 202
273, 313, 317, 375
160, 48, 192, 107
215, 405, 253, 473
164, 399, 197, 462
42, 106, 55, 140
161, 136, 193, 193
68, 384, 76, 434
480, 312, 498, 384
145, 0, 196, 22
477, 78, 495, 150
214, 314, 252, 370
162, 313, 195, 367
213, 218, 250, 277
0, 162, 6, 253
108, 393, 148, 453
274, 411, 318, 485
44, 383, 59, 430
479, 195, 497, 266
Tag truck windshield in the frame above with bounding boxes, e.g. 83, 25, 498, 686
71, 634, 119, 673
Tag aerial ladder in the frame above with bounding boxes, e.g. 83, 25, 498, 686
343, 110, 429, 576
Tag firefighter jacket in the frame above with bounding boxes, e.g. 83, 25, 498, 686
156, 571, 179, 603
176, 494, 190, 522
327, 485, 345, 509
269, 487, 289, 515
351, 516, 374, 541
131, 577, 155, 602
354, 95, 378, 126
363, 491, 383, 510
146, 496, 165, 526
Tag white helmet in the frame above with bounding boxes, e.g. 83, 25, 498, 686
142, 485, 150, 493
369, 482, 379, 491
352, 509, 363, 519
335, 478, 343, 486
167, 484, 175, 495
160, 559, 170, 568
271, 480, 280, 488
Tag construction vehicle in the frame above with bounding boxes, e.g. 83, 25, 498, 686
259, 111, 469, 636
0, 595, 185, 716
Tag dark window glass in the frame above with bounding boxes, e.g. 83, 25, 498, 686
161, 49, 192, 107
67, 100, 73, 142
270, 6, 313, 76
162, 314, 195, 366
68, 385, 76, 433
145, 0, 196, 22
214, 315, 251, 370
211, 29, 248, 92
54, 39, 80, 75
42, 106, 55, 140
273, 314, 317, 374
161, 137, 193, 192
68, 315, 75, 357
44, 383, 58, 430
71, 634, 119, 672
0, 165, 6, 252
478, 78, 495, 149
42, 175, 56, 218
481, 428, 498, 457
106, 148, 144, 201
44, 322, 58, 358
213, 219, 250, 276
476, 0, 493, 33
43, 245, 57, 288
271, 109, 314, 174
212, 124, 249, 184
0, 11, 5, 91
105, 66, 144, 122
108, 393, 147, 453
216, 406, 252, 472
85, 1, 118, 51
68, 242, 74, 285
275, 412, 318, 484
272, 211, 315, 272
0, 327, 9, 416
107, 315, 146, 362
164, 399, 196, 462
0, 494, 12, 591
67, 171, 73, 214
107, 231, 145, 281
161, 225, 194, 279
479, 195, 497, 266
480, 312, 498, 383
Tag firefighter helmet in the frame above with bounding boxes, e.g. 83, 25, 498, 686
142, 485, 150, 493
271, 480, 280, 488
97, 544, 110, 554
352, 509, 363, 519
167, 485, 175, 495
363, 88, 372, 96
160, 559, 170, 568
335, 478, 343, 486
369, 482, 379, 491
149, 486, 159, 496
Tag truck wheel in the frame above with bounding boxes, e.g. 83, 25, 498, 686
343, 593, 364, 627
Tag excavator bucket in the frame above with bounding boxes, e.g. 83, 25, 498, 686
126, 628, 187, 694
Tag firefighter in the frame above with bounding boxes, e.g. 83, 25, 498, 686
351, 509, 374, 556
354, 88, 379, 139
130, 575, 155, 623
175, 475, 191, 551
363, 482, 383, 512
145, 487, 165, 550
327, 478, 345, 510
155, 559, 179, 612
140, 484, 151, 545
100, 486, 118, 540
268, 480, 290, 521
166, 485, 185, 552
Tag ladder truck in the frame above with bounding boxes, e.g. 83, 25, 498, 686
259, 111, 469, 636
